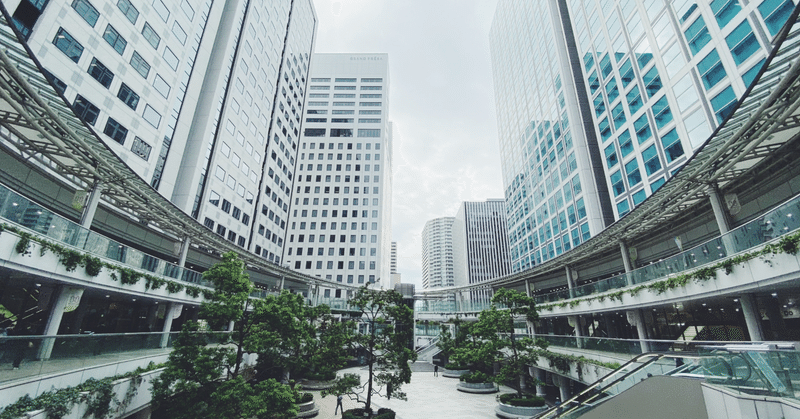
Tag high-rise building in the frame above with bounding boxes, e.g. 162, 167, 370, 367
452, 200, 512, 289
284, 53, 393, 290
8, 0, 318, 265
421, 217, 455, 290
489, 0, 796, 272
390, 241, 398, 273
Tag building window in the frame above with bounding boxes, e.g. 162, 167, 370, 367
710, 86, 737, 123
117, 0, 139, 24
141, 22, 160, 49
102, 25, 127, 54
626, 86, 643, 114
617, 199, 631, 217
330, 129, 353, 137
117, 83, 139, 110
103, 117, 128, 144
203, 217, 214, 229
152, 0, 170, 22
130, 51, 150, 78
642, 67, 662, 98
143, 104, 161, 128
634, 114, 652, 144
726, 20, 760, 65
711, 0, 741, 29
661, 128, 685, 162
52, 28, 83, 63
758, 0, 794, 36
698, 49, 726, 89
163, 48, 179, 71
642, 144, 662, 175
131, 136, 151, 160
153, 74, 171, 98
684, 16, 711, 55
618, 130, 633, 157
625, 158, 642, 187
304, 128, 326, 136
73, 95, 99, 125
72, 0, 99, 27
742, 58, 766, 87
42, 70, 67, 94
652, 96, 673, 129
610, 170, 625, 197
88, 58, 113, 88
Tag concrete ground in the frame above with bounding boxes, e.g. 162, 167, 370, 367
308, 362, 518, 419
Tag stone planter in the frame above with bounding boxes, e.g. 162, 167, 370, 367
295, 400, 319, 418
456, 381, 498, 394
494, 402, 548, 419
442, 368, 470, 379
298, 378, 336, 390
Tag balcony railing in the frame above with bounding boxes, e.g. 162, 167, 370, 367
0, 183, 209, 286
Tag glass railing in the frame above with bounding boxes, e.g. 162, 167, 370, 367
0, 183, 210, 287
534, 192, 800, 304
315, 296, 355, 311
0, 331, 231, 385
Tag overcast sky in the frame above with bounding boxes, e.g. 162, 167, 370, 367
312, 0, 504, 288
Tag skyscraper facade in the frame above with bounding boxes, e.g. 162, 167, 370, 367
8, 0, 318, 266
421, 217, 455, 290
490, 0, 615, 273
489, 0, 796, 272
452, 200, 512, 288
566, 0, 793, 219
284, 53, 393, 290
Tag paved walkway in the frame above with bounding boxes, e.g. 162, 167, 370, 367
308, 363, 517, 419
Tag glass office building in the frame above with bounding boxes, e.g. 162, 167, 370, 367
490, 0, 796, 272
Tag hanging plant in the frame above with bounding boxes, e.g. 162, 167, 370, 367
185, 286, 201, 298
112, 267, 142, 285
58, 248, 84, 272
15, 232, 32, 255
145, 275, 167, 290
165, 281, 184, 294
83, 255, 103, 277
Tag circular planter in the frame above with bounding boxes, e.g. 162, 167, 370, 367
298, 378, 336, 390
494, 402, 548, 419
442, 368, 470, 379
456, 381, 498, 394
295, 400, 319, 418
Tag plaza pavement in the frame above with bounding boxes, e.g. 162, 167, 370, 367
308, 362, 518, 419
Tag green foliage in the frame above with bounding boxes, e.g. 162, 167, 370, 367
145, 275, 167, 290
58, 248, 84, 272
444, 362, 470, 370
0, 363, 160, 419
451, 289, 544, 397
459, 370, 492, 383
499, 393, 546, 407
15, 232, 31, 255
165, 281, 184, 294
295, 392, 314, 403
83, 255, 103, 276
251, 290, 353, 382
325, 287, 415, 412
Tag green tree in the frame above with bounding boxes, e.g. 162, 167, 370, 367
252, 290, 353, 382
450, 288, 546, 395
324, 286, 416, 414
151, 252, 297, 419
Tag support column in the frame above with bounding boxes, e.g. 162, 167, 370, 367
160, 303, 182, 348
525, 280, 535, 335
279, 276, 285, 291
568, 315, 584, 348
79, 182, 103, 229
565, 266, 576, 298
627, 309, 650, 353
531, 367, 546, 398
620, 241, 634, 286
178, 237, 191, 268
525, 280, 532, 297
708, 185, 736, 255
740, 293, 765, 341
39, 286, 84, 359
556, 375, 571, 402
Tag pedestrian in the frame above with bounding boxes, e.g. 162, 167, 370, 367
335, 394, 344, 415
434, 364, 438, 377
6, 326, 31, 370
387, 382, 392, 400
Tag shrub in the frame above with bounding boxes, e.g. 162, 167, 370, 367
343, 408, 371, 419
304, 370, 336, 381
444, 362, 469, 370
295, 392, 313, 403
375, 408, 396, 419
499, 393, 545, 407
460, 371, 491, 383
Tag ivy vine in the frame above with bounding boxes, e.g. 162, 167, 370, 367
539, 230, 800, 312
2, 223, 208, 299
0, 362, 162, 419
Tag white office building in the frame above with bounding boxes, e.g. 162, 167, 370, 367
8, 0, 318, 265
421, 217, 455, 290
452, 200, 512, 288
284, 53, 393, 291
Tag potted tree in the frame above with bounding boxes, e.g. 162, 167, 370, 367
437, 318, 472, 378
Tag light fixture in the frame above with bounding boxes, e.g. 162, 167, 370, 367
105, 295, 110, 298
772, 293, 778, 297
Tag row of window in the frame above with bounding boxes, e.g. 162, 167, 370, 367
290, 234, 379, 244
310, 78, 383, 83
307, 109, 381, 115
305, 118, 382, 123
303, 128, 381, 137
